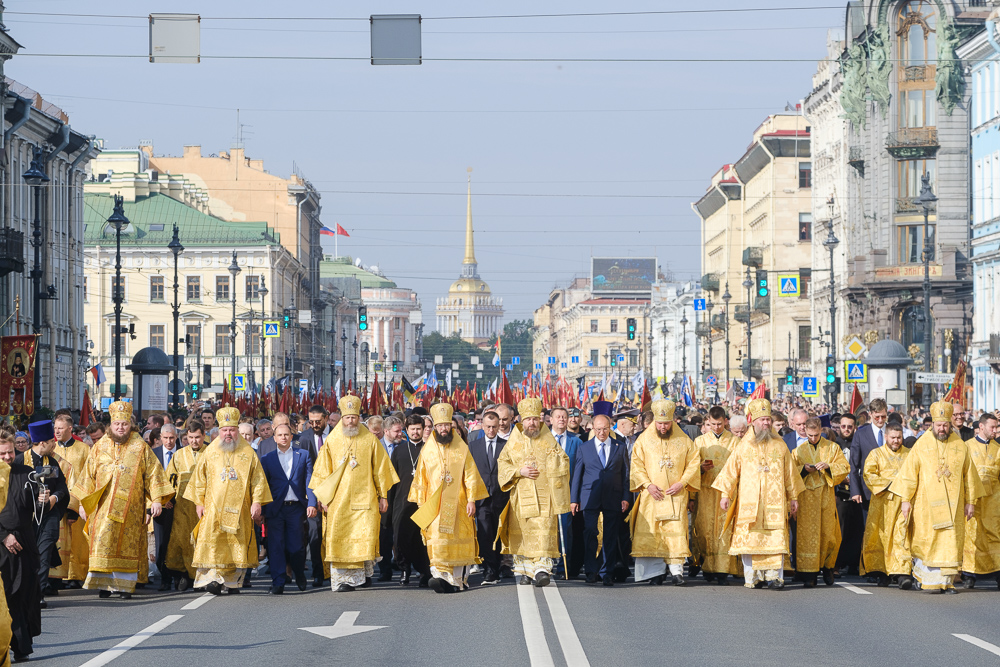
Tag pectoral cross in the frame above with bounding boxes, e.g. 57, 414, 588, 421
757, 464, 770, 473
659, 458, 674, 470
441, 469, 454, 485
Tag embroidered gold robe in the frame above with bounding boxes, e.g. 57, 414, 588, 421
309, 424, 398, 569
408, 433, 488, 569
496, 425, 570, 559
72, 433, 172, 587
861, 444, 911, 576
889, 431, 984, 576
962, 437, 1000, 575
629, 426, 700, 562
792, 437, 849, 573
52, 439, 89, 581
691, 430, 740, 574
711, 432, 804, 562
184, 437, 271, 570
165, 445, 203, 578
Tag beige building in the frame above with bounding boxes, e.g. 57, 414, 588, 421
693, 114, 813, 392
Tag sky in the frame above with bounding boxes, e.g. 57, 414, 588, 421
5, 0, 844, 325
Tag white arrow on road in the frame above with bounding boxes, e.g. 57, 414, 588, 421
300, 612, 387, 639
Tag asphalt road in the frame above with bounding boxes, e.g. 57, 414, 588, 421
29, 569, 1000, 666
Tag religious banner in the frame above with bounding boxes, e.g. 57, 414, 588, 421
0, 334, 38, 415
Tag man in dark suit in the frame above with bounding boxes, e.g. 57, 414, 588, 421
468, 410, 508, 585
782, 408, 809, 452
303, 405, 329, 586
849, 398, 888, 514
550, 407, 582, 578
152, 424, 184, 591
260, 422, 316, 594
570, 413, 631, 586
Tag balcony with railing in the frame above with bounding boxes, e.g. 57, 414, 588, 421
0, 228, 24, 277
695, 321, 711, 337
848, 146, 864, 175
711, 312, 726, 329
886, 127, 939, 159
742, 247, 763, 268
754, 294, 770, 316
701, 273, 720, 292
734, 304, 750, 323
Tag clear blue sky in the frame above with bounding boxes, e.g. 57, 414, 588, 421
6, 0, 843, 324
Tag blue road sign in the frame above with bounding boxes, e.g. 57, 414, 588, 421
803, 377, 818, 394
523, 371, 529, 378
706, 375, 717, 386
549, 369, 557, 376
512, 356, 521, 365
230, 374, 246, 391
778, 275, 800, 297
845, 361, 868, 383
571, 356, 579, 363
548, 356, 556, 364
335, 360, 343, 367
263, 321, 280, 338
535, 363, 542, 370
560, 362, 567, 368
743, 380, 756, 395
587, 360, 594, 367
693, 298, 706, 311
506, 364, 513, 371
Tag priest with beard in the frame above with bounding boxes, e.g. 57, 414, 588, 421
0, 440, 40, 661
73, 403, 172, 599
712, 398, 803, 590
387, 415, 430, 586
186, 407, 272, 595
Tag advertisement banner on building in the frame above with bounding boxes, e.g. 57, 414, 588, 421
591, 257, 656, 294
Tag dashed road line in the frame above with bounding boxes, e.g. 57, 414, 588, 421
78, 614, 184, 667
835, 582, 873, 595
953, 633, 1000, 657
181, 593, 215, 610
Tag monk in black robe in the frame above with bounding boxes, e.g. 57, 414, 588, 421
387, 417, 430, 586
0, 461, 41, 660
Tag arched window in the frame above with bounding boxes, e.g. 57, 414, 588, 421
394, 342, 400, 361
897, 1, 937, 130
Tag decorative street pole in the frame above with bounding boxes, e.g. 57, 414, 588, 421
680, 311, 688, 382
22, 149, 49, 408
722, 283, 731, 389
168, 224, 184, 409
660, 324, 668, 383
823, 197, 840, 404
106, 196, 129, 401
228, 251, 241, 388
743, 266, 753, 380
259, 276, 268, 400
915, 173, 937, 374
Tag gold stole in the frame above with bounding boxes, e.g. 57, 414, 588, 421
213, 449, 254, 535
411, 438, 464, 534
79, 441, 144, 533
927, 441, 956, 530
652, 438, 684, 521
798, 442, 833, 490
740, 441, 784, 530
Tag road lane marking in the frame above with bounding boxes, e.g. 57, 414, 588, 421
516, 584, 555, 667
300, 611, 388, 639
953, 634, 1000, 656
181, 593, 215, 610
542, 584, 590, 667
835, 582, 872, 595
78, 614, 184, 667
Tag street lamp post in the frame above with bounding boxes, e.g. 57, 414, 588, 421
228, 251, 241, 391
823, 197, 840, 403
258, 276, 268, 401
722, 283, 731, 389
660, 324, 668, 384
915, 172, 937, 374
168, 225, 184, 410
362, 342, 370, 394
705, 297, 714, 379
680, 312, 688, 382
22, 149, 49, 408
341, 329, 348, 388
106, 196, 129, 401
742, 267, 753, 381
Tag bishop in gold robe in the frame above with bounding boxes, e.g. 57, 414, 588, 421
629, 399, 700, 585
164, 420, 209, 589
792, 417, 849, 587
309, 395, 397, 592
409, 403, 488, 593
890, 401, 984, 593
185, 407, 272, 594
691, 406, 740, 584
51, 415, 89, 585
961, 414, 1000, 587
72, 402, 172, 598
713, 398, 803, 590
861, 423, 912, 587
496, 397, 570, 587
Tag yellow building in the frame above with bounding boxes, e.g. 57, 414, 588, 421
693, 114, 813, 391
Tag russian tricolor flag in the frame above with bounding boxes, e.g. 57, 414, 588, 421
320, 224, 350, 237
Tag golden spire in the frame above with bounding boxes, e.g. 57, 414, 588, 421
463, 167, 477, 265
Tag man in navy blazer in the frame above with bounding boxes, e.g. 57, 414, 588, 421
550, 407, 582, 578
849, 398, 889, 513
782, 409, 809, 453
152, 424, 184, 591
260, 423, 316, 594
468, 410, 509, 584
570, 413, 631, 586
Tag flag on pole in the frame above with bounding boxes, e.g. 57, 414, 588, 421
90, 363, 106, 385
320, 224, 351, 237
849, 383, 864, 415
943, 357, 968, 403
492, 337, 501, 367
80, 389, 93, 427
401, 375, 416, 404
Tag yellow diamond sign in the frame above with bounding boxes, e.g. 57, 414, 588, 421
844, 335, 867, 360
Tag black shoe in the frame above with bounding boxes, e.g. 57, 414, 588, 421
359, 577, 373, 589
585, 573, 598, 584
313, 578, 325, 588
518, 576, 532, 586
226, 587, 240, 595
753, 581, 767, 589
400, 571, 411, 586
602, 575, 614, 587
64, 580, 82, 590
899, 576, 913, 590
672, 575, 685, 586
419, 573, 431, 588
177, 577, 191, 592
295, 572, 307, 592
268, 586, 284, 595
717, 575, 729, 586
205, 582, 223, 596
12, 652, 29, 662
647, 575, 664, 585
118, 592, 132, 600
533, 572, 551, 588
946, 587, 958, 595
803, 579, 817, 588
481, 573, 499, 586
768, 579, 784, 590
822, 569, 835, 586
335, 584, 355, 592
41, 586, 58, 597
242, 578, 252, 589
500, 565, 515, 579
158, 580, 172, 592
877, 575, 890, 588
99, 590, 112, 599
38, 598, 47, 609
688, 564, 701, 579
377, 571, 393, 582
429, 578, 455, 594
962, 576, 976, 589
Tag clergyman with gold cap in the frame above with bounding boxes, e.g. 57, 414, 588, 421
495, 397, 570, 587
691, 405, 741, 585
889, 400, 984, 593
309, 395, 397, 592
712, 398, 804, 590
185, 406, 273, 595
72, 401, 173, 599
408, 401, 487, 593
629, 399, 701, 585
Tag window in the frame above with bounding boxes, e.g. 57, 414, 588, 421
897, 158, 936, 205
215, 324, 231, 355
394, 317, 401, 330
898, 2, 937, 69
899, 89, 936, 129
82, 276, 88, 302
150, 275, 164, 302
590, 349, 599, 365
186, 276, 201, 301
798, 213, 812, 241
799, 271, 811, 299
216, 276, 230, 302
590, 319, 598, 333
897, 224, 935, 264
149, 325, 165, 351
798, 162, 812, 188
245, 275, 260, 301
610, 319, 618, 333
111, 276, 126, 301
798, 325, 811, 361
244, 324, 260, 354
110, 324, 127, 357
185, 324, 201, 356
628, 349, 638, 366
394, 342, 401, 360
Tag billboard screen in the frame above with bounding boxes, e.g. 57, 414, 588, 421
591, 257, 656, 294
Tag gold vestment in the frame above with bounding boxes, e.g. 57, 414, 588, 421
962, 437, 1000, 575
52, 440, 90, 581
165, 445, 203, 578
792, 437, 849, 573
691, 430, 740, 574
860, 444, 911, 576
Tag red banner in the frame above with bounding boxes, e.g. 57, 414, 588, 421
0, 335, 38, 416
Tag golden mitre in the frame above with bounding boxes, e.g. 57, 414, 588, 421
651, 399, 676, 423
746, 398, 772, 422
339, 395, 362, 417
929, 401, 953, 423
216, 406, 241, 428
518, 397, 543, 419
430, 402, 454, 425
108, 400, 133, 423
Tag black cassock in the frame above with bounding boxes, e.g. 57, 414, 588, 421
0, 464, 41, 657
386, 440, 429, 576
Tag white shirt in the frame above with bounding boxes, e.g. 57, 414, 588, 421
870, 423, 885, 446
552, 431, 568, 452
276, 447, 298, 502
595, 439, 609, 465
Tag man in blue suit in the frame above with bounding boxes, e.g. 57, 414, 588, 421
468, 410, 508, 584
550, 407, 582, 578
260, 423, 316, 594
849, 398, 889, 515
570, 413, 631, 586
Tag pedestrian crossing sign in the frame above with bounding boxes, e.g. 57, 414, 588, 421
263, 321, 280, 338
844, 361, 867, 383
229, 374, 247, 391
777, 274, 800, 297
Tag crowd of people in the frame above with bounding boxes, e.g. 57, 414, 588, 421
0, 391, 994, 663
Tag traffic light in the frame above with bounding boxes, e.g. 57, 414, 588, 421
282, 308, 291, 329
756, 270, 769, 297
626, 318, 636, 341
204, 363, 212, 387
610, 355, 617, 367
358, 306, 368, 331
190, 383, 200, 399
392, 360, 399, 372
825, 355, 836, 384
786, 366, 794, 384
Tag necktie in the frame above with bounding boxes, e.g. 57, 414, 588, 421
877, 428, 883, 447
557, 434, 564, 448
599, 442, 607, 467
165, 450, 172, 467
487, 440, 494, 464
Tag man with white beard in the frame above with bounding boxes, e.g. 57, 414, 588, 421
186, 407, 272, 595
